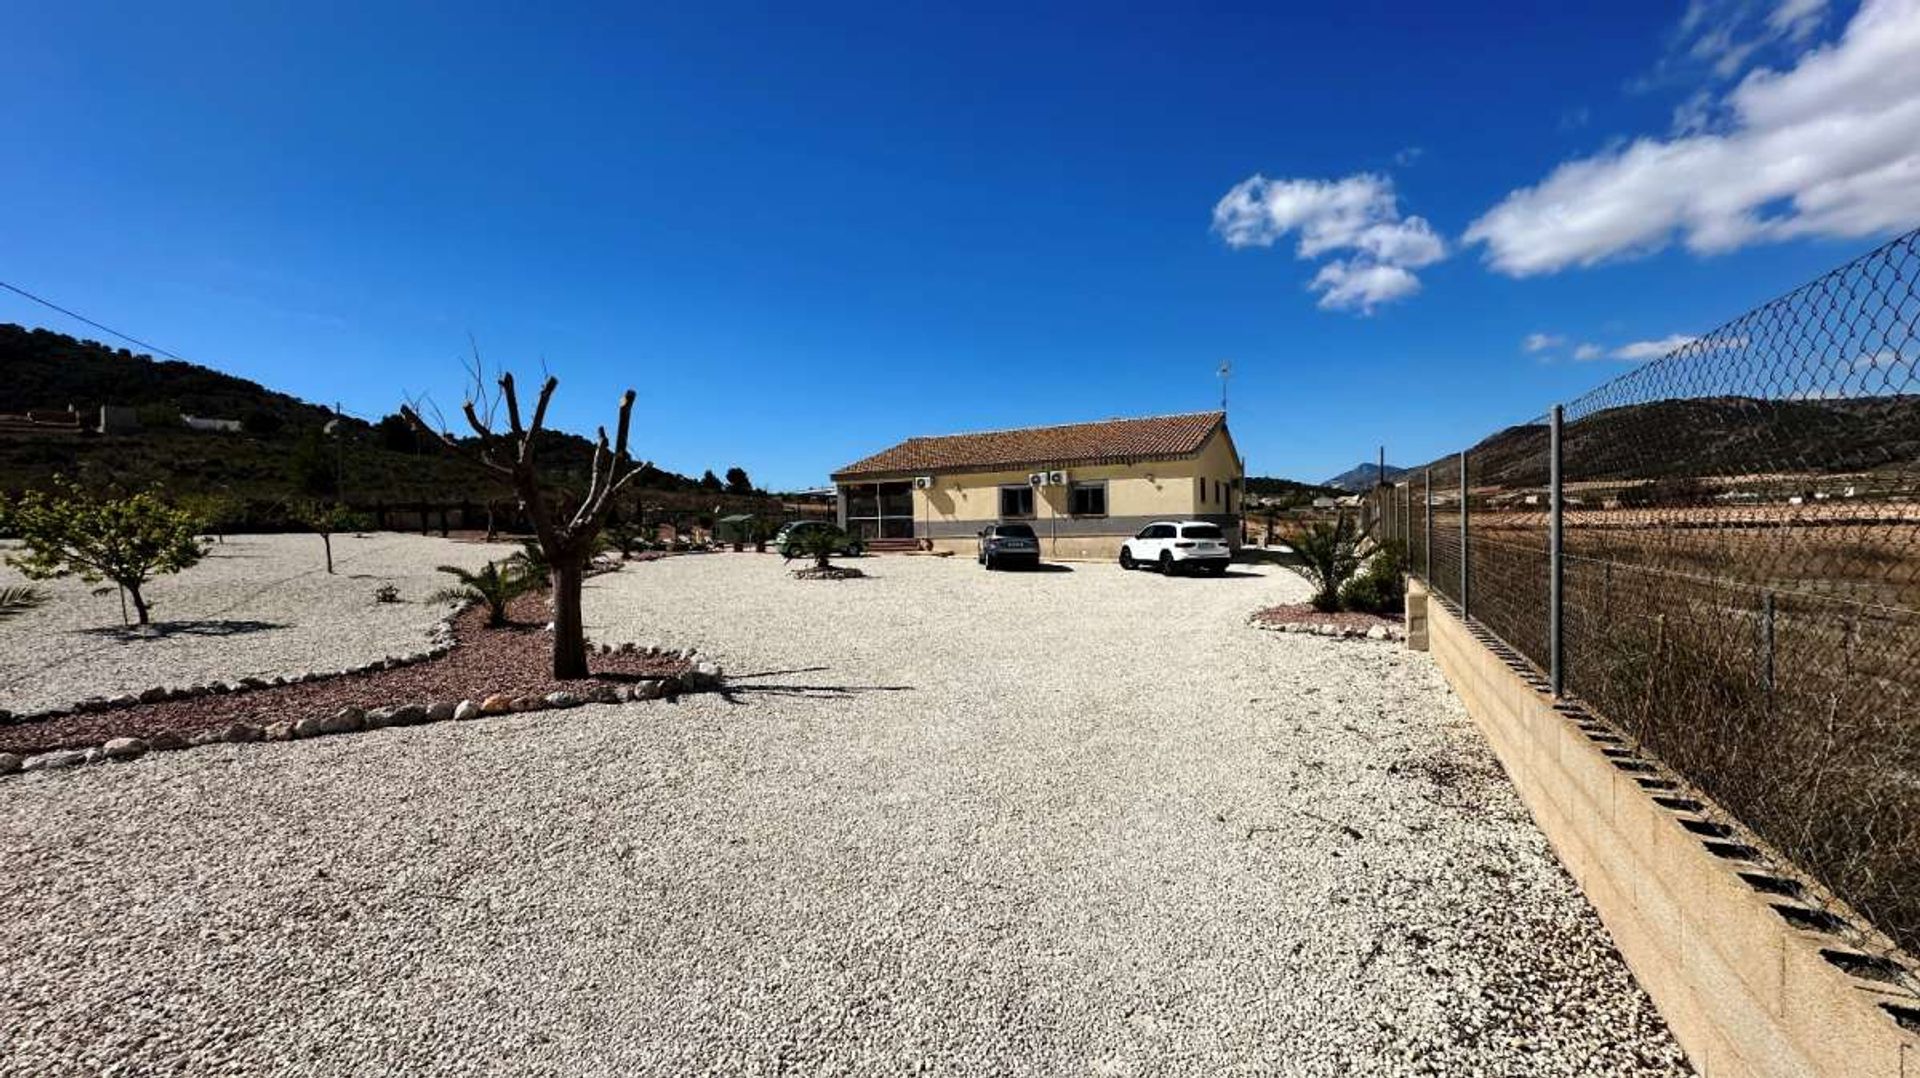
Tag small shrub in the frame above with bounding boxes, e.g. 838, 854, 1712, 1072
1341, 538, 1407, 614
372, 583, 401, 604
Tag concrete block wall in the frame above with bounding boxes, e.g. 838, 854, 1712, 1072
1418, 593, 1920, 1077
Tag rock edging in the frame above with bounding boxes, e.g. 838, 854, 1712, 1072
1251, 617, 1406, 642
0, 653, 725, 778
0, 605, 466, 728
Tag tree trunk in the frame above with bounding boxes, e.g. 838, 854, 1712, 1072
322, 533, 334, 574
128, 583, 151, 625
550, 557, 589, 679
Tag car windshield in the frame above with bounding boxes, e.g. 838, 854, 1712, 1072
1181, 524, 1223, 540
996, 524, 1036, 538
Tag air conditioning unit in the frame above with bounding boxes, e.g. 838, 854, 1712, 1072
1027, 472, 1047, 488
1047, 470, 1069, 486
912, 476, 934, 490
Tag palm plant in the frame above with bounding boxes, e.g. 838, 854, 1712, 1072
430, 560, 539, 627
1282, 513, 1362, 612
790, 524, 853, 570
0, 585, 46, 620
507, 538, 550, 585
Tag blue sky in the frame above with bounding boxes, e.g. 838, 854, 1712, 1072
3, 1, 1914, 488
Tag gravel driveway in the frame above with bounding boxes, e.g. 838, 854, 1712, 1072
0, 554, 1687, 1076
0, 533, 509, 714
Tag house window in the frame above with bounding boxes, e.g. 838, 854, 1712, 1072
999, 485, 1035, 518
1197, 477, 1207, 504
1068, 481, 1106, 517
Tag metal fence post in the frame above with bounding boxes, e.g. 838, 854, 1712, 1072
1403, 481, 1412, 552
1423, 468, 1432, 581
1762, 590, 1776, 696
1458, 451, 1470, 616
1549, 405, 1564, 698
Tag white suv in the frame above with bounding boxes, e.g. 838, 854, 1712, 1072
1120, 520, 1232, 575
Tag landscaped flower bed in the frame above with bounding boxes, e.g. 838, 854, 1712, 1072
0, 592, 708, 763
1251, 602, 1405, 641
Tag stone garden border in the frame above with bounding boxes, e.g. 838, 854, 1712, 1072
0, 588, 725, 777
0, 649, 722, 777
0, 605, 466, 728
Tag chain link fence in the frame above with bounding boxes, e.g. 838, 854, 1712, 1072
1372, 228, 1920, 961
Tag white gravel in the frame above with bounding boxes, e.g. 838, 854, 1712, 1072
0, 532, 510, 713
0, 554, 1689, 1076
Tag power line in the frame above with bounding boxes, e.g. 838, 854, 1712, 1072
0, 278, 190, 362
0, 278, 384, 424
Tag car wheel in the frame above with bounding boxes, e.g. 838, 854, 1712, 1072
1159, 552, 1176, 576
1119, 548, 1135, 570
1207, 562, 1227, 576
985, 553, 996, 571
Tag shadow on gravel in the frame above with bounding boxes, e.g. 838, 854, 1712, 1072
716, 668, 915, 701
77, 619, 287, 640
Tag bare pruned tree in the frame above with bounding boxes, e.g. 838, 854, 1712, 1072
401, 355, 646, 679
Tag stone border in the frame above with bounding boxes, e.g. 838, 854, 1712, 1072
1249, 616, 1406, 642
0, 647, 724, 777
0, 604, 466, 727
1410, 579, 1920, 1076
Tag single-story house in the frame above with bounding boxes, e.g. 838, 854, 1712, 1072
830, 410, 1244, 560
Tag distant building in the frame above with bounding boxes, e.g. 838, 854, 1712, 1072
98, 405, 140, 434
831, 411, 1243, 560
181, 414, 243, 433
0, 406, 83, 437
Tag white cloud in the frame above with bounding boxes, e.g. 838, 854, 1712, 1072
1573, 343, 1606, 361
1309, 261, 1422, 312
1468, 0, 1920, 276
1769, 0, 1831, 40
1523, 332, 1566, 353
1212, 172, 1446, 313
1613, 334, 1700, 360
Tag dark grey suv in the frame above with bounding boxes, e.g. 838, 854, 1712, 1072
977, 523, 1041, 570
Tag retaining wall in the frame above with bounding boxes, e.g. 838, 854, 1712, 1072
1410, 579, 1920, 1077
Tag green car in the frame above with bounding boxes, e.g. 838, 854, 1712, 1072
774, 520, 865, 559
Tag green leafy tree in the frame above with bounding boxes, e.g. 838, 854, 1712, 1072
699, 469, 724, 493
1281, 513, 1362, 613
292, 426, 340, 497
241, 408, 284, 436
429, 560, 539, 628
293, 500, 370, 574
1, 480, 207, 625
180, 491, 245, 543
374, 413, 418, 453
724, 466, 753, 495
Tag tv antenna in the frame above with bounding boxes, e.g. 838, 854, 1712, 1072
1218, 360, 1231, 412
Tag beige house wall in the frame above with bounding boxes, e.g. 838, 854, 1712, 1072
900, 429, 1243, 561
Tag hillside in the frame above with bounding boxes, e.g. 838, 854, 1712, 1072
1244, 476, 1346, 508
1456, 395, 1920, 488
0, 324, 766, 523
1324, 462, 1408, 492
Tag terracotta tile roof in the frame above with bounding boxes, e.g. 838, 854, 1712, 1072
832, 411, 1227, 480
